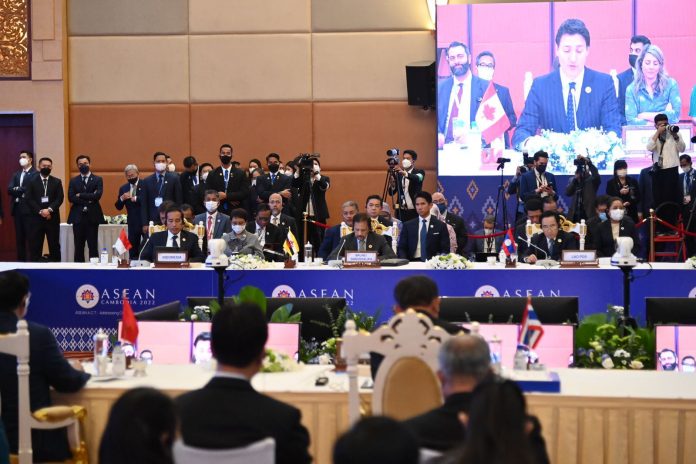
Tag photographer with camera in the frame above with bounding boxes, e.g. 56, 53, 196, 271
648, 113, 685, 230
508, 153, 535, 222
388, 150, 424, 222
291, 154, 330, 254
565, 154, 601, 222
605, 160, 640, 223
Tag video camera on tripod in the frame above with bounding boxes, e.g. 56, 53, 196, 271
294, 152, 320, 173
386, 148, 400, 168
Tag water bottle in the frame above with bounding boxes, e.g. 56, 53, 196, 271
514, 345, 528, 371
100, 247, 108, 265
93, 329, 108, 374
112, 342, 126, 377
304, 242, 313, 264
452, 117, 466, 147
489, 336, 502, 374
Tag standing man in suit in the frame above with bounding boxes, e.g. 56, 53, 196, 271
205, 144, 249, 215
512, 19, 621, 149
398, 191, 450, 261
67, 155, 105, 262
432, 192, 468, 254
180, 156, 203, 215
246, 204, 285, 261
519, 151, 558, 204
139, 206, 203, 262
679, 155, 696, 255
0, 271, 90, 461
193, 190, 231, 255
25, 157, 63, 262
318, 200, 358, 260
389, 150, 424, 222
437, 41, 490, 148
616, 35, 651, 125
7, 150, 37, 261
256, 153, 292, 206
327, 213, 395, 261
176, 302, 312, 464
292, 157, 330, 252
524, 211, 578, 263
140, 152, 182, 231
115, 164, 144, 259
475, 51, 517, 148
269, 193, 298, 239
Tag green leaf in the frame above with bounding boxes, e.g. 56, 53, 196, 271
237, 286, 267, 314
270, 304, 297, 323
208, 299, 221, 316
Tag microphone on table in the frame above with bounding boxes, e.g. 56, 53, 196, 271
328, 236, 348, 268
131, 236, 151, 267
262, 248, 286, 259
517, 235, 557, 267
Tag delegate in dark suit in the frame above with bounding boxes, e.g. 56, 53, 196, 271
205, 167, 250, 214
140, 172, 182, 225
470, 228, 504, 254
7, 167, 37, 261
616, 67, 634, 125
512, 68, 621, 149
437, 75, 490, 140
246, 221, 285, 261
441, 212, 468, 255
25, 175, 63, 262
525, 230, 578, 261
139, 230, 203, 263
397, 217, 450, 261
0, 313, 90, 461
255, 172, 292, 203
176, 376, 311, 464
271, 213, 298, 239
318, 224, 344, 260
327, 231, 396, 261
195, 211, 231, 255
519, 169, 558, 202
594, 217, 640, 258
67, 174, 105, 262
115, 180, 145, 259
180, 171, 204, 215
565, 161, 601, 221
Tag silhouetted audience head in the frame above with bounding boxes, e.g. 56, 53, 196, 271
211, 302, 268, 369
99, 387, 176, 464
333, 416, 419, 464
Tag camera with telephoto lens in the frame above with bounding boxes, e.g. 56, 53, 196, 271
574, 156, 589, 166
294, 153, 319, 172
386, 148, 399, 167
666, 124, 680, 134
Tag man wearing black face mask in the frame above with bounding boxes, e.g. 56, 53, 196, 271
518, 151, 558, 204
255, 153, 292, 208
67, 155, 105, 262
115, 164, 144, 259
25, 157, 64, 262
205, 143, 250, 214
616, 35, 651, 125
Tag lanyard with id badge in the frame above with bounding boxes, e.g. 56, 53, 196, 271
41, 178, 50, 204
155, 175, 166, 207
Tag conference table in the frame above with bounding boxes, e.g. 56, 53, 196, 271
0, 261, 693, 352
54, 364, 696, 464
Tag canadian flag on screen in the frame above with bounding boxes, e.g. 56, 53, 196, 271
121, 298, 139, 344
475, 81, 511, 145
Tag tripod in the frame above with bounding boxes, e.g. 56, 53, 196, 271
492, 160, 510, 231
571, 165, 587, 223
382, 166, 406, 222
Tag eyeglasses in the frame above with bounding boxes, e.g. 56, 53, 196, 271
477, 63, 495, 69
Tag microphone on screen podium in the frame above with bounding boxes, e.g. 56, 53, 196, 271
517, 235, 558, 268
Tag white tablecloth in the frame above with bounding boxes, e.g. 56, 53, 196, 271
59, 223, 125, 263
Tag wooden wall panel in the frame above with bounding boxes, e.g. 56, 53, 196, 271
68, 0, 189, 36
189, 0, 311, 34
311, 0, 431, 32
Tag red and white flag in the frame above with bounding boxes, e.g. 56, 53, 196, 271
113, 228, 132, 256
519, 296, 544, 349
475, 81, 511, 145
121, 298, 139, 344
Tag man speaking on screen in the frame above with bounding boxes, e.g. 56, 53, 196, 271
512, 19, 621, 150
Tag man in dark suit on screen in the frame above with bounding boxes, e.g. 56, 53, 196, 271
25, 157, 63, 262
67, 155, 105, 262
512, 19, 621, 150
140, 152, 183, 230
176, 302, 311, 464
115, 164, 145, 259
327, 213, 395, 261
0, 271, 90, 462
398, 191, 450, 261
139, 206, 203, 262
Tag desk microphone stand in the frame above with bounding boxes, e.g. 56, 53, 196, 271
617, 265, 637, 332
212, 264, 227, 307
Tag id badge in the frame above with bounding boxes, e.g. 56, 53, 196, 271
41, 196, 49, 203
154, 196, 163, 207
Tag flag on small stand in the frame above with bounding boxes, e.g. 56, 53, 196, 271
519, 296, 544, 349
502, 228, 517, 257
283, 230, 300, 258
121, 298, 139, 344
113, 228, 132, 256
475, 81, 511, 145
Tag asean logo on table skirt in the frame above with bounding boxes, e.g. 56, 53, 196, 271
474, 285, 500, 298
75, 284, 99, 309
689, 287, 696, 298
272, 285, 296, 298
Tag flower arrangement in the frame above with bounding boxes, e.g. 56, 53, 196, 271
103, 214, 128, 225
227, 254, 269, 270
262, 348, 301, 373
180, 299, 220, 322
426, 253, 473, 270
574, 305, 655, 369
686, 256, 696, 269
524, 128, 624, 174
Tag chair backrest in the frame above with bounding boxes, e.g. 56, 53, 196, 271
173, 437, 275, 464
0, 320, 31, 464
342, 309, 457, 424
420, 448, 443, 464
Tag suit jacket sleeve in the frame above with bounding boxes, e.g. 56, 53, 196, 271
397, 224, 410, 259
115, 185, 127, 210
519, 173, 537, 202
25, 180, 40, 214
227, 171, 250, 203
140, 180, 151, 226
282, 408, 312, 464
598, 75, 621, 134
318, 226, 337, 259
437, 221, 450, 254
50, 180, 64, 212
80, 176, 103, 202
34, 325, 90, 392
173, 175, 183, 204
378, 236, 396, 259
512, 80, 543, 149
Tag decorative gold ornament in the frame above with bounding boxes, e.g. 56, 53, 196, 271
0, 0, 30, 78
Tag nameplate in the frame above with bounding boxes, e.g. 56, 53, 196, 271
345, 251, 378, 264
560, 250, 598, 268
155, 250, 188, 264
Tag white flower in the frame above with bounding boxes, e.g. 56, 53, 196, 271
630, 360, 644, 369
190, 314, 198, 321
613, 349, 630, 358
601, 357, 615, 369
426, 253, 472, 270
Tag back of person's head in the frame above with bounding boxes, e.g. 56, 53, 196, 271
333, 416, 419, 464
0, 271, 29, 314
458, 379, 535, 464
211, 302, 268, 367
393, 275, 438, 311
99, 387, 176, 464
524, 198, 543, 214
438, 336, 491, 383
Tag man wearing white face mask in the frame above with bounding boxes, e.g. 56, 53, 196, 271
194, 190, 231, 255
7, 150, 37, 261
594, 197, 640, 257
475, 51, 517, 148
140, 151, 182, 232
389, 150, 424, 222
222, 208, 264, 259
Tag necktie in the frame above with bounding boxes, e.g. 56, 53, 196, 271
43, 178, 48, 189
420, 219, 428, 262
272, 216, 279, 226
445, 83, 464, 143
224, 169, 229, 188
82, 176, 88, 186
548, 239, 554, 259
358, 239, 366, 251
19, 171, 25, 187
157, 174, 163, 191
193, 175, 198, 187
566, 82, 576, 132
207, 216, 214, 240
271, 174, 276, 186
172, 235, 179, 248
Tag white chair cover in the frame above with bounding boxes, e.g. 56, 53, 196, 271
173, 437, 275, 464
